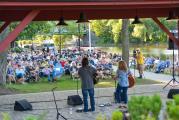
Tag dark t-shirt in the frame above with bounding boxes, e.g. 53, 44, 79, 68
78, 66, 96, 89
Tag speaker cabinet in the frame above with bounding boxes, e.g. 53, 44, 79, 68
14, 99, 32, 111
67, 95, 83, 106
167, 89, 179, 99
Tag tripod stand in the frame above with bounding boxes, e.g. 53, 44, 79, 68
133, 58, 136, 78
163, 47, 179, 89
52, 87, 67, 120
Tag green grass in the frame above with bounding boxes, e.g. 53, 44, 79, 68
6, 75, 160, 94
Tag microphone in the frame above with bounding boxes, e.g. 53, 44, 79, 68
52, 87, 57, 91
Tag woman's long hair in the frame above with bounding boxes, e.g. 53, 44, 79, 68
118, 60, 128, 72
82, 57, 89, 67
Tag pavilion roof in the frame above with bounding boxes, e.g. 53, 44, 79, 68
0, 0, 178, 21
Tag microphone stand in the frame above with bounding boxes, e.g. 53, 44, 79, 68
133, 49, 136, 78
52, 87, 67, 120
133, 58, 136, 78
163, 46, 179, 89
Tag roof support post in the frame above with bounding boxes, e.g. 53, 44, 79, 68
152, 17, 179, 47
178, 20, 179, 62
178, 20, 179, 41
0, 21, 11, 34
0, 10, 40, 52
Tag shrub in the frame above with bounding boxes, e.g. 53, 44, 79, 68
1, 112, 46, 120
2, 112, 11, 120
128, 94, 162, 120
24, 116, 38, 120
96, 113, 107, 120
167, 105, 179, 120
150, 94, 162, 119
173, 95, 179, 105
167, 95, 179, 120
111, 110, 123, 120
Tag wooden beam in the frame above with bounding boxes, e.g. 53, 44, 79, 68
178, 20, 179, 41
0, 21, 11, 34
152, 17, 179, 47
0, 10, 40, 52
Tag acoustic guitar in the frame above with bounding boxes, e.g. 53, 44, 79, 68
128, 74, 135, 88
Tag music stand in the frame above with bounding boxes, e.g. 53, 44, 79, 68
163, 39, 179, 89
52, 87, 67, 120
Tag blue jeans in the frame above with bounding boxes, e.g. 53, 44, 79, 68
115, 84, 128, 104
43, 74, 51, 82
47, 74, 51, 82
82, 88, 95, 112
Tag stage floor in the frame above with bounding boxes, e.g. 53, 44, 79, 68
0, 84, 177, 120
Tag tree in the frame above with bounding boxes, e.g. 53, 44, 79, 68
52, 35, 67, 49
91, 20, 113, 44
10, 21, 56, 40
0, 27, 9, 85
131, 18, 177, 44
111, 20, 122, 44
34, 35, 46, 44
121, 19, 130, 66
132, 24, 147, 43
77, 18, 177, 45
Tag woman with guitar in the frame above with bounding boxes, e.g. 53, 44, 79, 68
114, 60, 133, 107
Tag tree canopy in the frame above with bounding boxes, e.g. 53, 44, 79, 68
91, 18, 177, 45
12, 18, 177, 46
10, 21, 56, 40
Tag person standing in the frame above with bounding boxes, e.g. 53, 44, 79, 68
136, 48, 144, 78
78, 57, 97, 112
115, 60, 131, 106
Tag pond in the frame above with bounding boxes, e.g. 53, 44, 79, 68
94, 44, 179, 60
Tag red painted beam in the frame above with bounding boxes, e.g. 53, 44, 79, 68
178, 20, 179, 46
0, 1, 178, 6
0, 21, 11, 34
0, 0, 173, 1
0, 1, 179, 10
152, 17, 179, 47
0, 1, 178, 21
0, 10, 40, 52
0, 7, 176, 21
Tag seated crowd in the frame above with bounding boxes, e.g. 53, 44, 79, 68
7, 47, 178, 85
129, 55, 179, 75
144, 56, 179, 75
6, 48, 121, 84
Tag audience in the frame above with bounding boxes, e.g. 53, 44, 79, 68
6, 47, 175, 85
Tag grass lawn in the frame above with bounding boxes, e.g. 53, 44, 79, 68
5, 75, 160, 94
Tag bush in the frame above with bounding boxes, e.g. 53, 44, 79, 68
150, 94, 162, 118
1, 112, 46, 120
128, 94, 162, 120
96, 113, 107, 120
174, 95, 179, 105
167, 95, 179, 120
111, 110, 123, 120
2, 112, 11, 120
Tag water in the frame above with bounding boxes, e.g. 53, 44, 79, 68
96, 45, 179, 60
97, 46, 168, 55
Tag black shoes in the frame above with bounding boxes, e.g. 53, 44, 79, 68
138, 75, 143, 79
